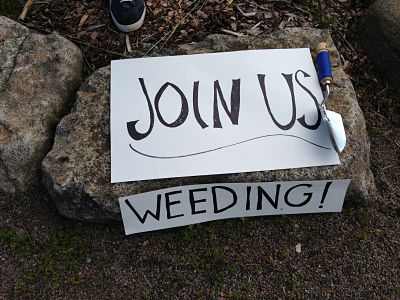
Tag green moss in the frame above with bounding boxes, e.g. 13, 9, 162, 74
319, 16, 334, 29
285, 275, 305, 297
366, 120, 379, 134
0, 227, 37, 256
50, 232, 87, 273
353, 206, 372, 227
0, 200, 7, 209
278, 215, 292, 233
5, 229, 88, 298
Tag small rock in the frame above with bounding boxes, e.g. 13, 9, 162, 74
295, 243, 302, 253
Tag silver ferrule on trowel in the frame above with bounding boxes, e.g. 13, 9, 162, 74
320, 81, 330, 121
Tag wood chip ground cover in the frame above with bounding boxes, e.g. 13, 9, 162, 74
1, 0, 399, 298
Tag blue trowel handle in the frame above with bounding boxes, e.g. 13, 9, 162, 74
316, 42, 333, 85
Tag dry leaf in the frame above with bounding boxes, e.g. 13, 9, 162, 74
90, 31, 98, 40
197, 10, 208, 19
264, 12, 273, 19
343, 60, 350, 70
78, 14, 89, 32
245, 28, 261, 36
191, 18, 200, 28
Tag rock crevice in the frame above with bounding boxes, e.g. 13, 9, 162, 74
1, 34, 30, 93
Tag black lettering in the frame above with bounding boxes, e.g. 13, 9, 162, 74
212, 186, 237, 213
257, 184, 281, 210
213, 79, 241, 128
125, 195, 161, 224
284, 184, 313, 207
246, 186, 251, 211
193, 81, 208, 129
189, 187, 208, 215
127, 78, 155, 140
319, 181, 333, 208
295, 70, 321, 130
257, 73, 296, 130
165, 190, 184, 219
155, 82, 189, 127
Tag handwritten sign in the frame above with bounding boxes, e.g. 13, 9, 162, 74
119, 180, 351, 235
111, 49, 340, 183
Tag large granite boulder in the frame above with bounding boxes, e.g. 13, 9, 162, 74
0, 16, 83, 198
359, 0, 400, 88
42, 28, 375, 223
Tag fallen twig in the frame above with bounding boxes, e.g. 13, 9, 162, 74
21, 223, 35, 246
126, 34, 132, 53
221, 29, 244, 37
19, 0, 33, 20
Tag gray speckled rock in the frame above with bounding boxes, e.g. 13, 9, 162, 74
359, 0, 400, 88
42, 28, 375, 223
0, 16, 83, 198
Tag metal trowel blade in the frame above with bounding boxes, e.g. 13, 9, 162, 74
325, 110, 346, 153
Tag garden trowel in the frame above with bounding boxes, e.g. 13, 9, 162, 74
316, 42, 346, 153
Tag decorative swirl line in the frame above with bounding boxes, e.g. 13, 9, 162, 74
129, 134, 331, 159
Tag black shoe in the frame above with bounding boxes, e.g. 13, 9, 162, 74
109, 0, 146, 32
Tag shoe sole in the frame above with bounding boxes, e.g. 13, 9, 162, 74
110, 5, 146, 33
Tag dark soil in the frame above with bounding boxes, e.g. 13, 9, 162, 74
1, 0, 399, 298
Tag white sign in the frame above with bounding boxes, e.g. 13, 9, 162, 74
119, 180, 350, 235
111, 49, 340, 183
